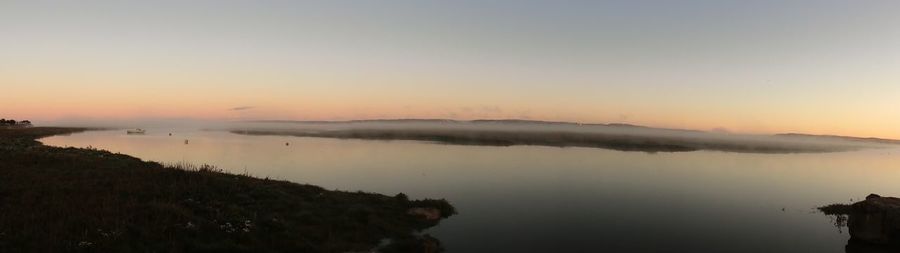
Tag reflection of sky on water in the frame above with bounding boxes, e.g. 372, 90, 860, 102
42, 130, 900, 252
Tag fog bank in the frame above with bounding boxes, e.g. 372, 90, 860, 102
222, 120, 890, 154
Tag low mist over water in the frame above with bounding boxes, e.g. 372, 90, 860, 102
221, 120, 883, 154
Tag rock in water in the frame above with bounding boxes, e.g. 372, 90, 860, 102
849, 194, 900, 245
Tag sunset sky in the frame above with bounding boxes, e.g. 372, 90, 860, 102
2, 1, 899, 138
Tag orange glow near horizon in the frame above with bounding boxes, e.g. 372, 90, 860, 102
4, 61, 900, 138
5, 88, 900, 139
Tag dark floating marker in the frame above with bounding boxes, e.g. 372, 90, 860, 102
168, 133, 172, 136
184, 140, 189, 145
285, 142, 290, 146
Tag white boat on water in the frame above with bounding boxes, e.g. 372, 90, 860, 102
126, 128, 146, 134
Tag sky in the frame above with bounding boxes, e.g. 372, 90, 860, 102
2, 1, 899, 138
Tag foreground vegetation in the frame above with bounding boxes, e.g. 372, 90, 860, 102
0, 127, 455, 252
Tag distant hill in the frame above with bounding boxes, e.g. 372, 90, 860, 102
776, 133, 900, 145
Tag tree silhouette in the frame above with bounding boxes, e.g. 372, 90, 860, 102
0, 119, 31, 126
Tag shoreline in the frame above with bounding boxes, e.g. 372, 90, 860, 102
0, 127, 455, 252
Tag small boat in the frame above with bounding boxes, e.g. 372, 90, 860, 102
126, 128, 146, 134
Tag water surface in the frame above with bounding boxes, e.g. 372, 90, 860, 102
41, 129, 900, 252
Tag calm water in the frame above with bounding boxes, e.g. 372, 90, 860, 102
41, 129, 900, 252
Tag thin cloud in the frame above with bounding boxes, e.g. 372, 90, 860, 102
229, 106, 255, 111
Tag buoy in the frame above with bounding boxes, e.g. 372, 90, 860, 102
184, 140, 189, 144
285, 142, 289, 146
168, 133, 172, 136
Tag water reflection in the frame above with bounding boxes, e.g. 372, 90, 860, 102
41, 129, 900, 253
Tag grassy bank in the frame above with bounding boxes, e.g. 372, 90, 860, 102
0, 127, 455, 252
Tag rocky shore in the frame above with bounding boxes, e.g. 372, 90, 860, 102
820, 194, 900, 251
